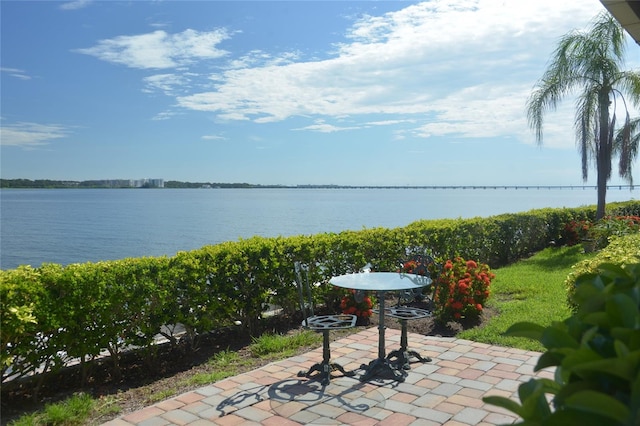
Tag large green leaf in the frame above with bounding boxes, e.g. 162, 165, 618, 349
564, 390, 630, 424
582, 312, 610, 328
606, 294, 639, 328
517, 379, 553, 420
504, 322, 546, 341
546, 409, 622, 426
560, 347, 602, 371
535, 350, 563, 370
614, 340, 630, 357
611, 328, 640, 350
554, 380, 598, 406
541, 326, 580, 350
571, 354, 639, 381
482, 396, 523, 417
630, 373, 640, 424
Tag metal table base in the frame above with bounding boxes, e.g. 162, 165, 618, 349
298, 329, 356, 386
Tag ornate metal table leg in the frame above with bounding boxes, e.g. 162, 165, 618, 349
387, 319, 432, 370
298, 330, 354, 385
359, 358, 406, 382
359, 291, 406, 382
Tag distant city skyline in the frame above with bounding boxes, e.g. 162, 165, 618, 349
2, 0, 639, 187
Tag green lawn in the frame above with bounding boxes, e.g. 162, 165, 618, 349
458, 245, 595, 351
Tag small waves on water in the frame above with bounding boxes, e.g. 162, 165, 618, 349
1, 187, 637, 269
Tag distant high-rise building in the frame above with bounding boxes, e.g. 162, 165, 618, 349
129, 178, 164, 188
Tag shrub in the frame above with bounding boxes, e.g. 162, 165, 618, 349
432, 257, 494, 322
565, 233, 640, 310
562, 219, 593, 246
562, 215, 640, 249
589, 215, 640, 249
340, 289, 374, 319
484, 262, 640, 425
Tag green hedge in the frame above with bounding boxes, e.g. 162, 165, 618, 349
565, 232, 640, 311
2, 200, 638, 388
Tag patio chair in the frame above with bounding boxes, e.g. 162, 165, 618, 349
384, 253, 441, 370
294, 261, 357, 385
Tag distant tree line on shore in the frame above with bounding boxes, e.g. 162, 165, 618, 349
0, 179, 268, 189
1, 179, 635, 190
0, 179, 343, 189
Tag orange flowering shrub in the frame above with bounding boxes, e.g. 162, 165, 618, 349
340, 289, 374, 318
433, 257, 494, 322
401, 259, 431, 276
562, 215, 640, 248
562, 219, 593, 246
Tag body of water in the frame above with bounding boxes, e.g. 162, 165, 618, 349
1, 187, 637, 270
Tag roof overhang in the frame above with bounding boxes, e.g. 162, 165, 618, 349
600, 0, 640, 44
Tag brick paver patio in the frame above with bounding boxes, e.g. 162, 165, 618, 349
103, 328, 552, 425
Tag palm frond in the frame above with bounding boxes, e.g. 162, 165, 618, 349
615, 116, 640, 186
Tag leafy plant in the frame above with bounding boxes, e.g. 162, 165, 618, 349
340, 289, 375, 319
484, 262, 640, 425
432, 257, 494, 322
562, 215, 640, 249
563, 219, 594, 245
565, 233, 640, 310
589, 215, 640, 249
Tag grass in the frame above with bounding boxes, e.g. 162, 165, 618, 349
181, 349, 246, 386
250, 330, 322, 357
145, 388, 178, 404
458, 245, 595, 351
6, 332, 324, 425
8, 246, 593, 424
9, 393, 95, 426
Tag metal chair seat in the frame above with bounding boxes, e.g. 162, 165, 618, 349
381, 252, 441, 370
380, 306, 431, 321
295, 262, 357, 385
303, 314, 357, 330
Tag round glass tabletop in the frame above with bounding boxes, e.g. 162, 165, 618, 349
330, 272, 432, 291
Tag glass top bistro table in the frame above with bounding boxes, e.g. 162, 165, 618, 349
330, 271, 432, 382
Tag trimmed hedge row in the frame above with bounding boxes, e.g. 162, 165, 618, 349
2, 201, 638, 386
564, 232, 640, 311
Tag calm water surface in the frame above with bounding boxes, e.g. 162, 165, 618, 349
1, 187, 637, 270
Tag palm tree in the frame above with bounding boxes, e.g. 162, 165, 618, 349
526, 11, 640, 219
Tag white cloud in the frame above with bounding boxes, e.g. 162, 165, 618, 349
174, 0, 602, 149
0, 122, 70, 147
151, 111, 181, 121
75, 29, 231, 69
1, 67, 31, 80
143, 73, 190, 95
366, 119, 417, 127
59, 0, 92, 11
202, 134, 226, 140
293, 119, 360, 133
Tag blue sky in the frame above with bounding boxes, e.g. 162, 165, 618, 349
2, 0, 640, 186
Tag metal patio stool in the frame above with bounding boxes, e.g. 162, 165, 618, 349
384, 254, 440, 370
294, 262, 357, 385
